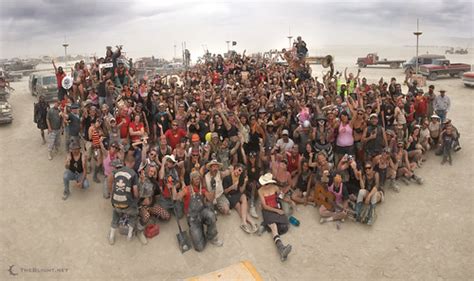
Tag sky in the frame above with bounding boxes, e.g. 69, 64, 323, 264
0, 0, 472, 60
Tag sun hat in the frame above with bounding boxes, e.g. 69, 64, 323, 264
163, 155, 177, 164
206, 159, 223, 169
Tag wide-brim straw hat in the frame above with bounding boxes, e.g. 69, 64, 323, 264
259, 173, 277, 186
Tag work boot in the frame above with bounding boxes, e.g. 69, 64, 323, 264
249, 205, 259, 219
275, 239, 292, 262
209, 236, 224, 247
366, 204, 376, 225
62, 192, 69, 201
389, 179, 400, 193
256, 224, 266, 236
93, 167, 101, 183
48, 151, 53, 160
137, 231, 148, 245
412, 174, 423, 185
354, 202, 363, 222
108, 228, 116, 245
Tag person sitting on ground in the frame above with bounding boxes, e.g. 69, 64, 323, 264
158, 155, 185, 218
319, 173, 350, 224
203, 159, 233, 215
222, 164, 257, 234
63, 142, 89, 200
354, 163, 383, 225
394, 141, 423, 186
257, 173, 292, 262
176, 171, 223, 251
374, 148, 399, 192
290, 160, 315, 205
137, 162, 170, 245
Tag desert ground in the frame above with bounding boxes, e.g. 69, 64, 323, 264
0, 60, 473, 280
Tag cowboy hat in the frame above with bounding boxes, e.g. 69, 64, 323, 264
163, 155, 177, 164
206, 159, 223, 169
259, 173, 276, 186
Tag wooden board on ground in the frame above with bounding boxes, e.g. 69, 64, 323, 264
185, 260, 263, 281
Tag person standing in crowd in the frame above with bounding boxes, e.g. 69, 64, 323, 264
108, 155, 141, 245
434, 89, 450, 124
34, 95, 49, 144
46, 100, 62, 160
52, 60, 67, 101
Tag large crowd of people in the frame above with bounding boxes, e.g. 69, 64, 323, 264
32, 39, 461, 261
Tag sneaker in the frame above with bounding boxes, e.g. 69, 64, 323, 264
209, 236, 223, 247
249, 206, 259, 219
137, 231, 148, 245
256, 224, 266, 236
48, 152, 53, 160
393, 184, 401, 193
414, 175, 423, 185
62, 192, 69, 200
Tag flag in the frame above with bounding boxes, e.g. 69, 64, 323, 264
232, 41, 237, 46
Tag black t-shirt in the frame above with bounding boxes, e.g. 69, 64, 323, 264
97, 81, 106, 98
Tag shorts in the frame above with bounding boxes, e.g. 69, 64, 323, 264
216, 195, 230, 210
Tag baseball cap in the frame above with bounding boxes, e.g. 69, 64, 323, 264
282, 129, 289, 135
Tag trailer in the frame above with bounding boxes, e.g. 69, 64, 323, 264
356, 53, 405, 68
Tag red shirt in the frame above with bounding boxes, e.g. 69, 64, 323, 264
116, 115, 131, 139
286, 153, 300, 173
183, 185, 208, 214
415, 96, 428, 116
129, 122, 144, 143
56, 72, 66, 89
165, 128, 187, 149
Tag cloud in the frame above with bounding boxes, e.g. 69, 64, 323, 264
0, 0, 472, 58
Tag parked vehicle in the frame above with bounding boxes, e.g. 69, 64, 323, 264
419, 59, 471, 80
403, 54, 446, 72
445, 47, 468, 55
356, 53, 405, 68
462, 72, 474, 87
29, 74, 58, 102
0, 69, 22, 82
0, 91, 13, 124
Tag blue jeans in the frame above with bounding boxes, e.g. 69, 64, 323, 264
435, 110, 447, 124
63, 170, 90, 194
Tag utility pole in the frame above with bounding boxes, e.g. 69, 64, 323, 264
62, 36, 69, 68
287, 26, 293, 49
174, 42, 177, 59
225, 41, 230, 52
413, 18, 423, 75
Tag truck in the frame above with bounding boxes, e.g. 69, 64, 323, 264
356, 53, 405, 68
28, 73, 58, 102
462, 72, 474, 87
403, 54, 446, 72
419, 59, 471, 80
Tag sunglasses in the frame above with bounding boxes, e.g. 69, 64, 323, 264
365, 166, 372, 170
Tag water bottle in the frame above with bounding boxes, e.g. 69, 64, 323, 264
289, 215, 300, 227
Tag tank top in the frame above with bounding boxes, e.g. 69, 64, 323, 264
336, 123, 354, 147
264, 193, 279, 209
329, 183, 344, 205
364, 174, 376, 192
286, 153, 300, 173
91, 128, 101, 148
69, 153, 83, 174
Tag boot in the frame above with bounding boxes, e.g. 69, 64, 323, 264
93, 166, 101, 183
108, 227, 116, 245
412, 174, 423, 185
366, 204, 376, 225
389, 179, 400, 192
137, 231, 148, 245
275, 237, 292, 262
355, 202, 363, 222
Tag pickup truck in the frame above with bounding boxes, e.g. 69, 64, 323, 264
462, 72, 474, 87
419, 59, 471, 80
356, 53, 405, 68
